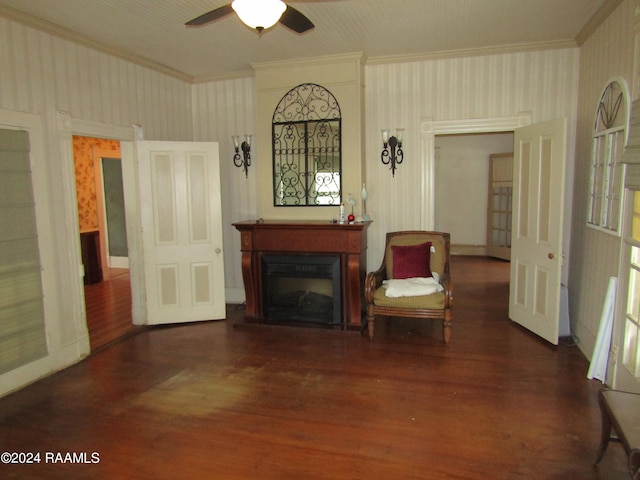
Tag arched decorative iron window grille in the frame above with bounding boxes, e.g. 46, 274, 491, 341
272, 83, 342, 206
587, 80, 629, 234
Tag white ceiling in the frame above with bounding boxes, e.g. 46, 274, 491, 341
0, 0, 613, 82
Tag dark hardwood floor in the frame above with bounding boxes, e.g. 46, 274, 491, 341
84, 268, 141, 351
0, 256, 630, 479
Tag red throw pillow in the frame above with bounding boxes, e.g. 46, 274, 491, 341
391, 242, 432, 279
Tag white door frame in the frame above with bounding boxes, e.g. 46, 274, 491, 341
56, 112, 141, 326
420, 114, 532, 229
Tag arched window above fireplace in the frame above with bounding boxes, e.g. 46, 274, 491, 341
272, 83, 342, 206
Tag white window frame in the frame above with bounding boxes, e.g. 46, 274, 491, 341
618, 189, 640, 386
587, 79, 630, 236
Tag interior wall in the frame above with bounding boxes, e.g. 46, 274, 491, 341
569, 0, 636, 361
191, 77, 257, 303
0, 17, 193, 396
363, 48, 579, 271
73, 136, 121, 232
253, 53, 366, 222
191, 47, 581, 303
434, 133, 514, 253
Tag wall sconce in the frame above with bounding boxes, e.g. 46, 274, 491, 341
232, 134, 252, 177
381, 128, 404, 177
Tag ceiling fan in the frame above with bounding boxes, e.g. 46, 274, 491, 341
185, 0, 317, 34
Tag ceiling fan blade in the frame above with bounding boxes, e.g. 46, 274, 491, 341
185, 4, 234, 26
279, 5, 314, 33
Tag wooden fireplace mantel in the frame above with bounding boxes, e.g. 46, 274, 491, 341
232, 220, 370, 329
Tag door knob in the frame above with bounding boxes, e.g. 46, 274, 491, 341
548, 253, 554, 259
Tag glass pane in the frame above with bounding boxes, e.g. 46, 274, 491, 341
589, 138, 605, 225
500, 193, 508, 211
498, 230, 506, 246
604, 132, 625, 231
632, 193, 640, 241
624, 319, 638, 373
608, 195, 620, 231
632, 244, 640, 268
627, 266, 640, 321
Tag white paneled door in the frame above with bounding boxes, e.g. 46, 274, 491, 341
134, 141, 225, 325
509, 119, 567, 345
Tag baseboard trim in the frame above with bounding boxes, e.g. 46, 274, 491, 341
451, 245, 488, 256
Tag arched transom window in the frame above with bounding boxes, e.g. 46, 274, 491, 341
587, 80, 629, 234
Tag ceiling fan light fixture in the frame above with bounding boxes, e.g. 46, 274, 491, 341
232, 0, 287, 31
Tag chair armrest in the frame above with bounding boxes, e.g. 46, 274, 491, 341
365, 267, 386, 303
440, 273, 453, 308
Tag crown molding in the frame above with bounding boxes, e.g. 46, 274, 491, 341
192, 70, 256, 84
366, 39, 577, 67
0, 5, 193, 83
251, 51, 366, 71
575, 0, 624, 46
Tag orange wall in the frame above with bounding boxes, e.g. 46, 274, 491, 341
73, 136, 121, 232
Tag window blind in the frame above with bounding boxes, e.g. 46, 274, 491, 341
0, 128, 47, 375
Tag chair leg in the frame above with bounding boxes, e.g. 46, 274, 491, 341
594, 390, 612, 465
443, 310, 452, 344
367, 308, 375, 339
443, 321, 451, 344
630, 451, 640, 480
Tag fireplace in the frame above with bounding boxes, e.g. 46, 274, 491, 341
232, 220, 369, 330
262, 254, 341, 325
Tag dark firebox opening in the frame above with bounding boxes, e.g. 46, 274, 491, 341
261, 254, 341, 325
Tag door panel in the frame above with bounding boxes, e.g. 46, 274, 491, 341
135, 141, 225, 325
509, 118, 567, 345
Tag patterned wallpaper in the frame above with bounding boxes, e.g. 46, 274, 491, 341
73, 136, 121, 232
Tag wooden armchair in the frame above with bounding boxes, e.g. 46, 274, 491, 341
364, 231, 453, 343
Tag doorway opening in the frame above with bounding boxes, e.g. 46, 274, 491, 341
72, 135, 136, 350
434, 132, 514, 258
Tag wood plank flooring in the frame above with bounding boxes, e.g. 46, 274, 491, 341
0, 256, 630, 479
84, 268, 141, 351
